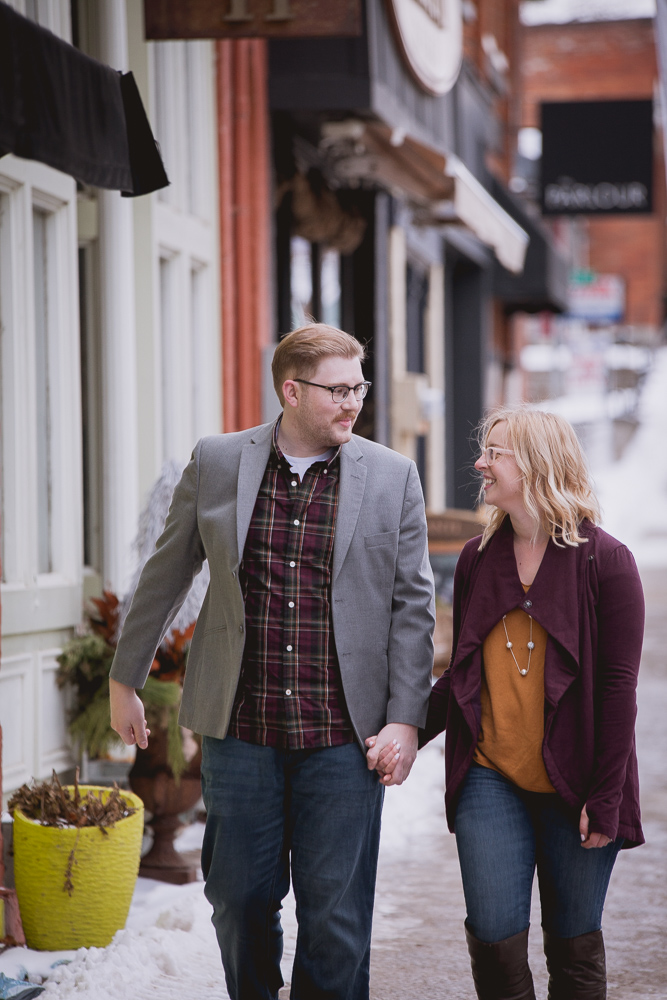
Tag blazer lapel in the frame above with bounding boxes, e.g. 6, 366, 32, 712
333, 437, 367, 583
236, 423, 274, 561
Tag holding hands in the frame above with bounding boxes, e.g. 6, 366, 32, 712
365, 722, 418, 786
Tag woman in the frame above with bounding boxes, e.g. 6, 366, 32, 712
372, 406, 644, 1000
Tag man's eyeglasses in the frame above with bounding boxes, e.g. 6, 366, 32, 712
294, 379, 372, 403
480, 446, 515, 465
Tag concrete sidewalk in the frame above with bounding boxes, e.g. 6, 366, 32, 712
369, 566, 667, 1000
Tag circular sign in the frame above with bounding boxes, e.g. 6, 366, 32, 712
386, 0, 463, 96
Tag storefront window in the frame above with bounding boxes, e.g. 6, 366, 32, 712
290, 237, 341, 329
321, 248, 341, 328
290, 235, 313, 328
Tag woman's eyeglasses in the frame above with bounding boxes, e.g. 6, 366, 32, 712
480, 446, 515, 465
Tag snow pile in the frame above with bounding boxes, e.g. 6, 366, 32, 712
594, 347, 667, 567
521, 0, 656, 25
0, 744, 446, 999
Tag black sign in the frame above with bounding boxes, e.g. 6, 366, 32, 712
540, 100, 653, 216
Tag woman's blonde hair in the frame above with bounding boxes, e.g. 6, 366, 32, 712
477, 405, 601, 550
272, 323, 366, 405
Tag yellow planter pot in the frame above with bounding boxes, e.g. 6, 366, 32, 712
13, 786, 144, 950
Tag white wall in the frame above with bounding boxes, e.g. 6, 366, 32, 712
0, 4, 80, 792
1, 2, 221, 797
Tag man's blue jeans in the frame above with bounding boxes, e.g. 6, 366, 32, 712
455, 764, 623, 944
200, 736, 384, 1000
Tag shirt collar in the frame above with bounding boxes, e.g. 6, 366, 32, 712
271, 415, 341, 471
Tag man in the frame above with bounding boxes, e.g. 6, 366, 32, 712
110, 323, 435, 1000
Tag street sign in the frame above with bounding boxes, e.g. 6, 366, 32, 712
568, 273, 625, 322
541, 100, 653, 216
144, 0, 362, 38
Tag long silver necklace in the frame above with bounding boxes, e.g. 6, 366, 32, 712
502, 614, 534, 676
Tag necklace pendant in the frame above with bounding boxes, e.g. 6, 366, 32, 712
520, 668, 528, 676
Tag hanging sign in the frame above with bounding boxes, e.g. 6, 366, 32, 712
568, 272, 625, 322
385, 0, 463, 95
541, 101, 653, 216
144, 0, 362, 38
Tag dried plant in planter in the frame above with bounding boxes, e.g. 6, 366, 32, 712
11, 772, 143, 915
8, 770, 136, 832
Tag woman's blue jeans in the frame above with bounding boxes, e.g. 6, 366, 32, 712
200, 735, 384, 1000
455, 764, 623, 944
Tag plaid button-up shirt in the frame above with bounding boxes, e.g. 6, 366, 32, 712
228, 424, 355, 749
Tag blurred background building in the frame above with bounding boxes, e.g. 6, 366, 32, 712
510, 0, 664, 464
0, 0, 664, 797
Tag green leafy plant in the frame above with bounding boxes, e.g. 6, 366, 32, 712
56, 591, 192, 780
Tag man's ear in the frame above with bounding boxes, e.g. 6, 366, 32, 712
283, 379, 299, 409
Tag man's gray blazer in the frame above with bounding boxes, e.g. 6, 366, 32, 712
110, 421, 436, 746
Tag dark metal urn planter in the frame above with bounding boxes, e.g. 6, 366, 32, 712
129, 727, 202, 885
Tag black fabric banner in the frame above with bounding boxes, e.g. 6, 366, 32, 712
0, 1, 169, 196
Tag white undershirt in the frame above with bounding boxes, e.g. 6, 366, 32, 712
282, 449, 334, 481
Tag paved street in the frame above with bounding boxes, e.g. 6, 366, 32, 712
369, 566, 667, 1000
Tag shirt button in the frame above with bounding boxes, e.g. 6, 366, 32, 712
523, 600, 532, 609
286, 644, 293, 651
285, 689, 292, 696
239, 624, 244, 632
288, 601, 295, 608
232, 571, 236, 578
289, 561, 296, 567
291, 480, 297, 486
294, 519, 300, 526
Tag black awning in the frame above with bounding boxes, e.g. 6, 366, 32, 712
490, 177, 568, 314
0, 1, 168, 197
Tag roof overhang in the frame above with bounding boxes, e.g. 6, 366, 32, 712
321, 119, 529, 273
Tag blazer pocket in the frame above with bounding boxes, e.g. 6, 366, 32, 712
364, 530, 399, 548
203, 624, 228, 635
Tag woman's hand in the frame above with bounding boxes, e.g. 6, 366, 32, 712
366, 736, 400, 784
579, 804, 611, 849
365, 724, 418, 785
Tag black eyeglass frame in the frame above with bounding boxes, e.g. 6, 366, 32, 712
294, 379, 372, 402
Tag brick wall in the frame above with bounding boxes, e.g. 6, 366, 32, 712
521, 18, 666, 330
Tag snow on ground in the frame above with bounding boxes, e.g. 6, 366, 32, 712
520, 0, 655, 25
0, 741, 447, 999
593, 347, 667, 567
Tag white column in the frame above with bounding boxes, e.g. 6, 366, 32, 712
426, 263, 446, 512
98, 0, 139, 594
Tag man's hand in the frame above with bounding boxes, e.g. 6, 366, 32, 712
579, 804, 611, 849
110, 678, 150, 749
365, 723, 418, 786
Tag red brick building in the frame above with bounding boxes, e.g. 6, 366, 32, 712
521, 15, 666, 334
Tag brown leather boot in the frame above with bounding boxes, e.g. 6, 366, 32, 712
543, 929, 606, 999
465, 922, 537, 1000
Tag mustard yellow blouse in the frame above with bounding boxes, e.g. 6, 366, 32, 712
473, 587, 555, 793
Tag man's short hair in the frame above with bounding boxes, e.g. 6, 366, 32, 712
272, 323, 366, 406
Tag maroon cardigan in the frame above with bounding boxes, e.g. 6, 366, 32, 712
423, 517, 645, 847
